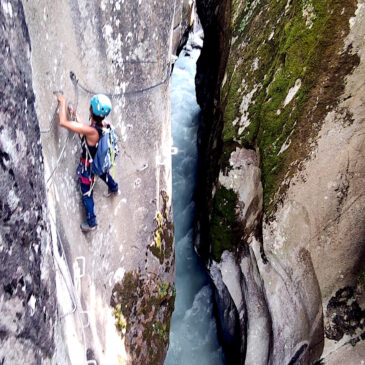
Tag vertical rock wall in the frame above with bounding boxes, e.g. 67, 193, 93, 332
0, 1, 56, 363
1, 0, 188, 364
22, 0, 177, 362
196, 0, 365, 363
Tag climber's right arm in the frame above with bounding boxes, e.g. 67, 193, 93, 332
57, 95, 98, 139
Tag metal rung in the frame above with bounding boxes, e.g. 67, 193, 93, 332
137, 163, 148, 172
54, 256, 77, 319
171, 147, 178, 155
80, 311, 90, 328
75, 257, 86, 278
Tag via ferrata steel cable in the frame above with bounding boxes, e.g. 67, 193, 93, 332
69, 61, 172, 98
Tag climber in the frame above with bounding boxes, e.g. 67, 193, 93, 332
57, 93, 119, 232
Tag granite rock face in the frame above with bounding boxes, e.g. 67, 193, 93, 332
1, 0, 188, 364
0, 1, 56, 363
196, 0, 365, 363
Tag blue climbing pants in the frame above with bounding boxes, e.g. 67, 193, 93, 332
79, 171, 118, 227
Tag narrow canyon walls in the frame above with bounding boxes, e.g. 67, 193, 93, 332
196, 0, 365, 363
0, 2, 56, 363
1, 0, 187, 364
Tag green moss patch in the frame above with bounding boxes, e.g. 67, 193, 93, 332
358, 268, 365, 286
220, 0, 359, 215
149, 191, 174, 264
111, 272, 176, 364
210, 185, 242, 261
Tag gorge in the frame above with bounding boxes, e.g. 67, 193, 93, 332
0, 0, 364, 364
195, 0, 365, 364
165, 29, 225, 365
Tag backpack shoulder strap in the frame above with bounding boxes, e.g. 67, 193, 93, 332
93, 124, 103, 139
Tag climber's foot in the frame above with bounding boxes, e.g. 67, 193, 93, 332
104, 189, 120, 198
80, 222, 97, 232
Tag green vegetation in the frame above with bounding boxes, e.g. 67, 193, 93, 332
358, 269, 365, 286
152, 322, 169, 343
111, 271, 176, 364
221, 0, 358, 214
158, 281, 170, 298
112, 304, 127, 333
110, 191, 174, 362
210, 186, 240, 261
149, 191, 174, 264
111, 272, 140, 333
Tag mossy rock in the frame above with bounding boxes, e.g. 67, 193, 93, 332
220, 0, 359, 215
210, 185, 242, 261
111, 271, 176, 364
149, 191, 174, 264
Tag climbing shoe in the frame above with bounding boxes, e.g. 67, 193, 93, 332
104, 189, 120, 198
80, 222, 97, 232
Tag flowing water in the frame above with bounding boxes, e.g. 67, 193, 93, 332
165, 33, 225, 365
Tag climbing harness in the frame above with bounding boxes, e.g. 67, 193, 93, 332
78, 123, 119, 197
78, 145, 95, 198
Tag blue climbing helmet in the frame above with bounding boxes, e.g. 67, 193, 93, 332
90, 94, 112, 117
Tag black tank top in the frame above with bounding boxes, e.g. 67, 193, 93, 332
81, 125, 103, 160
